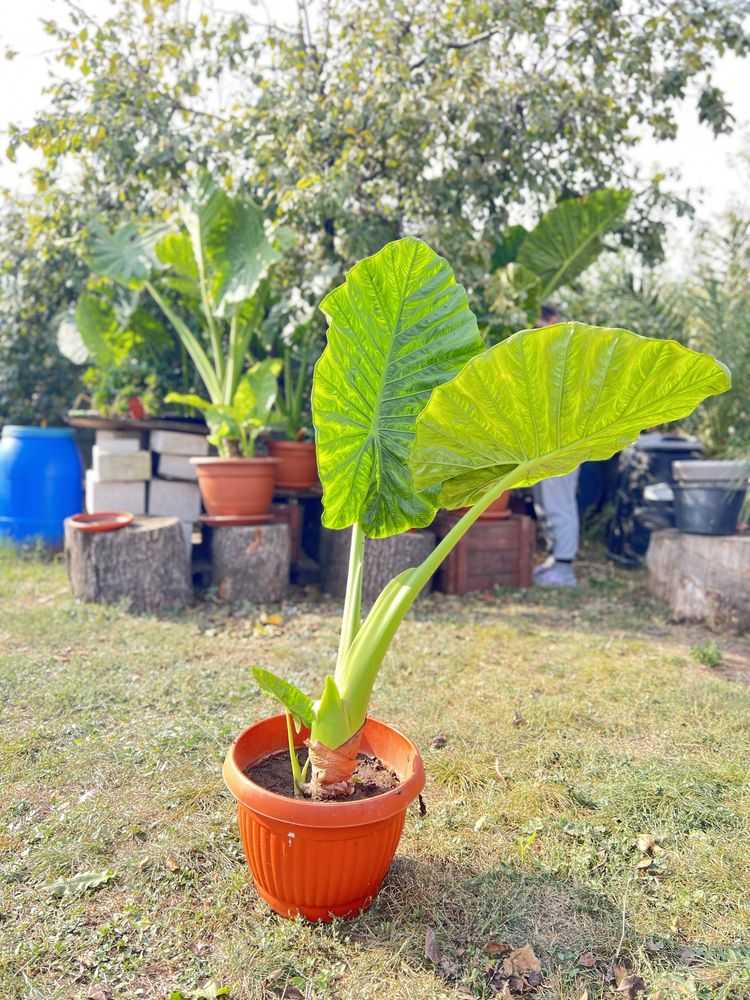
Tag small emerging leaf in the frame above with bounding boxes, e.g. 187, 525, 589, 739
251, 667, 314, 728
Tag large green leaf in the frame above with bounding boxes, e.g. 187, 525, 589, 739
211, 199, 280, 317
312, 236, 484, 538
410, 323, 730, 507
180, 175, 280, 317
155, 231, 201, 299
84, 222, 163, 289
516, 189, 631, 298
233, 358, 282, 423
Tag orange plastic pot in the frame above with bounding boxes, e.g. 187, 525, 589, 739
451, 490, 511, 520
223, 714, 425, 921
190, 457, 279, 517
266, 440, 319, 491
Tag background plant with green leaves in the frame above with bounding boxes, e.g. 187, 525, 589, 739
2, 0, 748, 427
77, 175, 288, 453
484, 189, 631, 336
251, 236, 730, 798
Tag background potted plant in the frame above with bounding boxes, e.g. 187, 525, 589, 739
82, 174, 289, 515
222, 236, 730, 921
167, 357, 282, 517
267, 319, 319, 491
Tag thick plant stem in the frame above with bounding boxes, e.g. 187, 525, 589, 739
334, 467, 529, 731
335, 522, 365, 671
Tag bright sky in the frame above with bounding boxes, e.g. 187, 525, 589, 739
1, 0, 748, 259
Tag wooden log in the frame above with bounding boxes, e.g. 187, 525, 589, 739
207, 522, 290, 603
320, 528, 436, 604
64, 515, 191, 612
647, 528, 750, 630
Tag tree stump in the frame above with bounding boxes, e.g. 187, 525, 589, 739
65, 515, 191, 612
647, 528, 750, 630
320, 528, 436, 604
206, 522, 290, 603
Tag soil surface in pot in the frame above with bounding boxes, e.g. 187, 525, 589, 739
245, 748, 400, 800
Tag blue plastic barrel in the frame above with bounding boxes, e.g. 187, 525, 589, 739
0, 426, 83, 545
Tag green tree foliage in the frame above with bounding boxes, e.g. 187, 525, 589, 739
2, 0, 748, 423
564, 209, 750, 456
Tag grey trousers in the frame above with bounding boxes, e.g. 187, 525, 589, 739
532, 467, 580, 560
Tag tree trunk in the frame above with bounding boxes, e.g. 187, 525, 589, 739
207, 522, 290, 603
647, 528, 750, 630
65, 515, 191, 612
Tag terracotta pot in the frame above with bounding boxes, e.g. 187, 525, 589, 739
451, 490, 511, 520
190, 457, 279, 517
223, 714, 425, 922
266, 440, 318, 491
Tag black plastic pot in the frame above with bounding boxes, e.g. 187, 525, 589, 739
672, 483, 746, 535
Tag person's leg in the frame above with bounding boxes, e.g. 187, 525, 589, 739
534, 468, 580, 586
531, 482, 555, 577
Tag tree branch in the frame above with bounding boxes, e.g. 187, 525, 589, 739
410, 27, 499, 71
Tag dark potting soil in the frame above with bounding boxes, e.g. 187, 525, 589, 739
245, 748, 400, 801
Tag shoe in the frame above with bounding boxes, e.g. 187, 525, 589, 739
532, 556, 555, 580
534, 562, 577, 587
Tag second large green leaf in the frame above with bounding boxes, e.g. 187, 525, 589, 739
312, 236, 484, 537
410, 323, 730, 507
516, 189, 631, 298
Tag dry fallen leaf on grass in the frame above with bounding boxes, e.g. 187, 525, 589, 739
636, 833, 656, 854
607, 963, 646, 998
484, 941, 512, 956
425, 926, 441, 965
423, 926, 459, 980
87, 987, 114, 1000
615, 974, 646, 998
488, 944, 543, 994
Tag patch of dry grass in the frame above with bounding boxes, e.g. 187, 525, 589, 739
1, 544, 749, 999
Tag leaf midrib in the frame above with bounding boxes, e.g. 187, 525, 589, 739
536, 198, 626, 300
365, 240, 419, 486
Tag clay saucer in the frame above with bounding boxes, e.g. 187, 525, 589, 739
69, 512, 135, 533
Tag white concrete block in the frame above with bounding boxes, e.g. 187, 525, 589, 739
157, 453, 198, 482
92, 446, 152, 482
94, 430, 141, 453
85, 471, 146, 514
148, 477, 202, 521
149, 429, 209, 457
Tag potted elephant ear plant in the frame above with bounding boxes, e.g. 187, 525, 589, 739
84, 174, 287, 517
222, 236, 730, 922
166, 358, 282, 517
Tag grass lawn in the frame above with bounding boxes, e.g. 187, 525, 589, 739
1, 544, 749, 1000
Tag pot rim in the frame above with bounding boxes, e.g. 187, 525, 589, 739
190, 456, 281, 467
267, 439, 316, 450
223, 714, 425, 828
